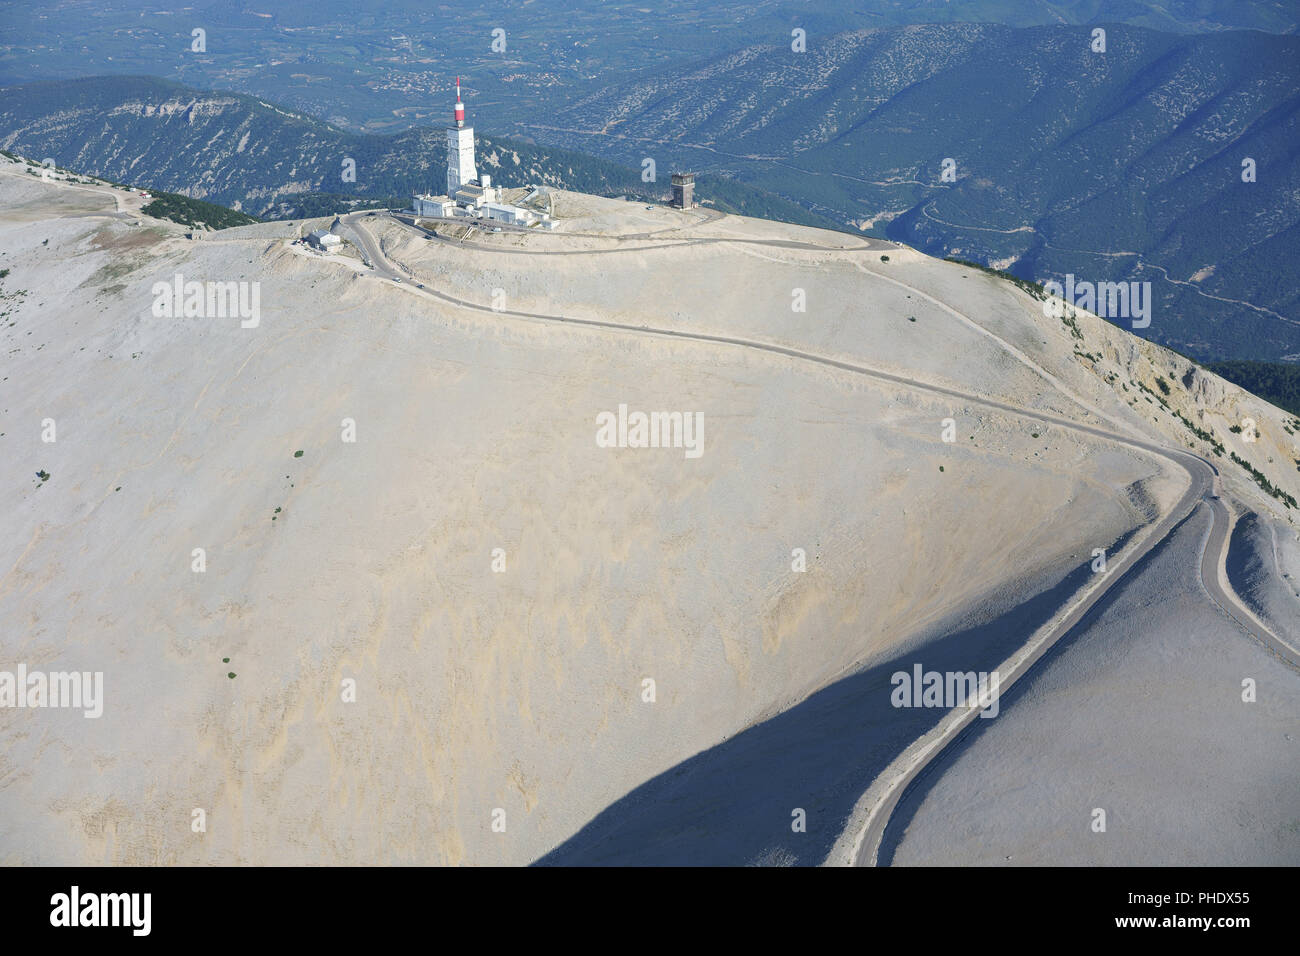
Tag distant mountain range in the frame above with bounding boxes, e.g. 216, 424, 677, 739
2, 2, 1293, 138
2, 15, 1299, 368
0, 76, 835, 231
522, 23, 1300, 364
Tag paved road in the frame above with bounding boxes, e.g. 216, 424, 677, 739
341, 213, 1295, 656
361, 208, 888, 257
1199, 492, 1299, 668
337, 212, 408, 280
336, 212, 1296, 866
39, 173, 140, 217
845, 483, 1300, 866
843, 458, 1204, 868
2, 164, 148, 221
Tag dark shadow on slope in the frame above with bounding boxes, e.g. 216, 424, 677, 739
876, 511, 1201, 866
534, 530, 1137, 866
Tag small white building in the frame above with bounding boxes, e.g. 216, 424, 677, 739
307, 229, 342, 253
413, 194, 456, 218
452, 182, 498, 209
481, 202, 537, 226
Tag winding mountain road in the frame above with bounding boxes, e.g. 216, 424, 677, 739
335, 212, 1297, 867
343, 209, 889, 260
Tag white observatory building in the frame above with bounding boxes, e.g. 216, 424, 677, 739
446, 76, 478, 195
410, 78, 551, 228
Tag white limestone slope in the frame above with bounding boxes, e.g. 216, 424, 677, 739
0, 163, 1294, 865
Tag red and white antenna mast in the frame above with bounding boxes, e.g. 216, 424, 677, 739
454, 76, 465, 127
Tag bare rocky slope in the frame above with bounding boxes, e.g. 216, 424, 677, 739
0, 157, 1296, 865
